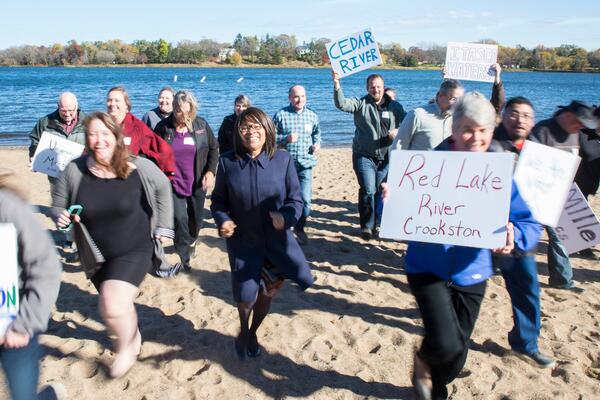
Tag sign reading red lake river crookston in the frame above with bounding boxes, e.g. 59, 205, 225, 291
380, 151, 515, 248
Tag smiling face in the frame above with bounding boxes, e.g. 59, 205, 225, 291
452, 116, 494, 152
158, 90, 174, 114
234, 101, 248, 116
367, 77, 384, 103
288, 85, 307, 112
106, 89, 128, 123
239, 119, 266, 157
87, 118, 116, 164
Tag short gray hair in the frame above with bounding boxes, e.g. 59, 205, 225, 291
452, 92, 496, 132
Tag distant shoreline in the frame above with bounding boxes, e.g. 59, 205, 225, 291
2, 62, 599, 73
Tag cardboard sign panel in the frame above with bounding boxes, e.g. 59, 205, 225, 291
327, 28, 382, 78
514, 141, 580, 227
555, 184, 600, 254
445, 42, 498, 83
380, 150, 514, 248
31, 132, 85, 177
0, 224, 19, 336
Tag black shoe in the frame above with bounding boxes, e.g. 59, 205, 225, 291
294, 229, 308, 245
575, 248, 600, 260
523, 351, 556, 369
549, 280, 584, 293
361, 229, 372, 241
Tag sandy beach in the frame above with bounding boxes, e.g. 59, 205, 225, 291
0, 147, 599, 400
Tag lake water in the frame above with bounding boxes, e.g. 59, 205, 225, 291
1, 67, 599, 146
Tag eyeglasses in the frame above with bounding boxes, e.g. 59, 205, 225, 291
507, 111, 534, 121
59, 108, 77, 114
239, 123, 263, 133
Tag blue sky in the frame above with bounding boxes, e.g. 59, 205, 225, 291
2, 0, 599, 50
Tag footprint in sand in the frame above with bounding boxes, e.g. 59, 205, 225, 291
68, 360, 99, 379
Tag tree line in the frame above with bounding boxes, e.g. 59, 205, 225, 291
1, 35, 598, 72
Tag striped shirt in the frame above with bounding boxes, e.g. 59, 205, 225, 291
273, 105, 321, 168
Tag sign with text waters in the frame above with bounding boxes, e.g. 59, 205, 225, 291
32, 132, 85, 178
445, 42, 498, 83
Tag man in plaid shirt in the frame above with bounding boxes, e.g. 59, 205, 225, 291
274, 85, 321, 244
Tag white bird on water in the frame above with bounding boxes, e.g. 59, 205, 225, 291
173, 75, 178, 82
200, 76, 206, 83
237, 77, 244, 83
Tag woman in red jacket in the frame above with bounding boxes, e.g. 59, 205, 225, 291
106, 86, 176, 177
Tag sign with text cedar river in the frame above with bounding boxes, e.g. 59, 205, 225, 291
327, 28, 382, 78
555, 183, 600, 254
380, 150, 514, 248
0, 224, 19, 336
445, 42, 498, 83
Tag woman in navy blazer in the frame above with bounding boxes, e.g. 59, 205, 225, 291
211, 107, 314, 359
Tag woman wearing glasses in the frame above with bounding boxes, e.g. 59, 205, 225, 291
211, 107, 314, 359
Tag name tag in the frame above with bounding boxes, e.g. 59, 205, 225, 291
123, 136, 132, 146
304, 123, 312, 132
381, 111, 390, 119
183, 137, 195, 146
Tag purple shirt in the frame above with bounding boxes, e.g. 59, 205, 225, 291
171, 131, 196, 196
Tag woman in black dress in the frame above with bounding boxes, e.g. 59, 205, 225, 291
54, 111, 174, 378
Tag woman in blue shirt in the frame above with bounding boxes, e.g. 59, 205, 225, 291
385, 93, 541, 400
211, 107, 314, 359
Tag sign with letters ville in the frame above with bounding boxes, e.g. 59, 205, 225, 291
514, 141, 580, 227
445, 42, 498, 83
380, 150, 514, 248
555, 183, 600, 254
0, 224, 19, 336
31, 132, 85, 178
327, 28, 382, 78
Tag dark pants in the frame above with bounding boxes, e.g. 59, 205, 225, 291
351, 152, 389, 232
0, 335, 41, 400
495, 254, 540, 354
408, 273, 486, 400
545, 226, 573, 287
173, 189, 206, 264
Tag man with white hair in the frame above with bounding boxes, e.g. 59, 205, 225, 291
28, 91, 86, 162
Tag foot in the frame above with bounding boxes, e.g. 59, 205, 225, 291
575, 248, 600, 260
110, 330, 141, 379
234, 337, 246, 360
294, 229, 309, 245
412, 353, 432, 400
154, 262, 185, 278
38, 382, 68, 400
549, 280, 584, 293
523, 351, 556, 369
247, 331, 262, 358
360, 228, 372, 241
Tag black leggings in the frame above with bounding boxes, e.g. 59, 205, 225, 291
408, 273, 486, 400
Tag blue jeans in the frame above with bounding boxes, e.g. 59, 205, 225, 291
294, 163, 313, 231
0, 335, 41, 400
352, 153, 389, 232
545, 226, 573, 287
496, 255, 540, 354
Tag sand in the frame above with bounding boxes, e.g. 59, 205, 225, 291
0, 147, 599, 400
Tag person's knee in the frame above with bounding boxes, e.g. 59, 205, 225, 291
424, 336, 464, 364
